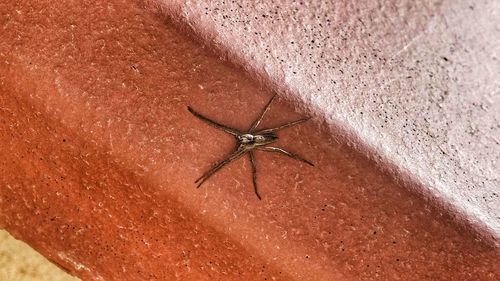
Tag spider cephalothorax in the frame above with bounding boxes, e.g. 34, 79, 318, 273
188, 94, 313, 200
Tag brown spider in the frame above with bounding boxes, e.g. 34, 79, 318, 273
188, 94, 314, 200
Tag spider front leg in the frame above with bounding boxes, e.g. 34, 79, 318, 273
249, 151, 261, 200
188, 106, 242, 136
195, 147, 247, 188
258, 146, 314, 166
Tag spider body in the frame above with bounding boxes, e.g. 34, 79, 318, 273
237, 132, 277, 147
188, 94, 313, 200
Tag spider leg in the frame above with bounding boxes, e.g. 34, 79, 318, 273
249, 151, 261, 200
255, 117, 310, 134
249, 94, 277, 132
195, 147, 247, 188
258, 146, 314, 166
188, 106, 242, 136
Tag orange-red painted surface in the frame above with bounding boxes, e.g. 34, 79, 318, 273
0, 0, 498, 280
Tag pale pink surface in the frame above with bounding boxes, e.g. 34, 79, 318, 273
154, 0, 500, 240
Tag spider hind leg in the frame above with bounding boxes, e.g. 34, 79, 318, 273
258, 146, 314, 166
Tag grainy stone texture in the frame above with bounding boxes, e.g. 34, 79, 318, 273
0, 0, 499, 281
0, 230, 80, 281
154, 0, 500, 239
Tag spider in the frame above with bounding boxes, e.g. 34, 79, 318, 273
188, 94, 314, 200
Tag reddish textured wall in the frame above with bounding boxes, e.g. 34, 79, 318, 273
0, 0, 498, 280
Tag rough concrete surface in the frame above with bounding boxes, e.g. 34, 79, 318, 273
0, 229, 80, 281
0, 0, 499, 280
154, 0, 500, 238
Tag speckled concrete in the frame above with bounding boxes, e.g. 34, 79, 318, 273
153, 0, 500, 239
